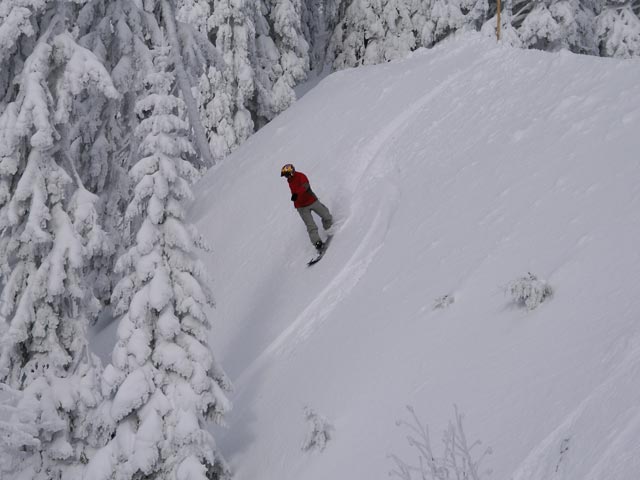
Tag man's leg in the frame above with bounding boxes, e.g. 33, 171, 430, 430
310, 200, 333, 230
297, 206, 321, 245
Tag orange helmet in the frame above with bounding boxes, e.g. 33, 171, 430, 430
280, 164, 295, 177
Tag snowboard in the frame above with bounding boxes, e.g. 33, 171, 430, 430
307, 235, 333, 266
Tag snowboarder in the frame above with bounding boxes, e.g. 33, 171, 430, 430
281, 164, 333, 252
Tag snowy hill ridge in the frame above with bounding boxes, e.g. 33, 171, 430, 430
191, 33, 640, 480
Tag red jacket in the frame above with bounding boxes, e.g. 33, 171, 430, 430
287, 171, 317, 208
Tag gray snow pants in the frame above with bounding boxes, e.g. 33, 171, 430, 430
297, 200, 333, 245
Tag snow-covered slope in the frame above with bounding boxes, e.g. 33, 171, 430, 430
191, 33, 640, 480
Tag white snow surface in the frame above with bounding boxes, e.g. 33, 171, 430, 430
190, 33, 640, 480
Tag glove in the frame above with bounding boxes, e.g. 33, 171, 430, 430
291, 193, 298, 201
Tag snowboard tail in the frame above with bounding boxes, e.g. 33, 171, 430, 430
307, 235, 333, 266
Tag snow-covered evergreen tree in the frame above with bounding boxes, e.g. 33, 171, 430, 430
252, 0, 285, 124
329, 0, 489, 69
301, 0, 331, 70
0, 383, 41, 477
329, 0, 388, 68
329, 0, 417, 68
0, 0, 46, 105
176, 0, 313, 144
378, 0, 420, 60
65, 0, 226, 308
49, 0, 148, 308
514, 0, 597, 53
0, 23, 116, 478
596, 0, 640, 57
269, 0, 310, 114
56, 28, 121, 306
325, 0, 637, 71
176, 0, 212, 33
86, 44, 231, 480
480, 0, 523, 46
161, 0, 219, 167
517, 1, 567, 50
423, 0, 488, 47
203, 0, 256, 160
77, 0, 220, 173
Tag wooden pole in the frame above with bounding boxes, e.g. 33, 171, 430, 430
496, 0, 502, 41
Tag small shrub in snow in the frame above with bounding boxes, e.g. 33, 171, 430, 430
302, 407, 334, 452
389, 405, 492, 480
507, 272, 553, 310
433, 294, 454, 310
